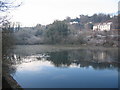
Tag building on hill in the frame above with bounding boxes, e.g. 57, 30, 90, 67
93, 21, 112, 31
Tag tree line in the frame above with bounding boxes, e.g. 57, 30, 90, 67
12, 13, 119, 45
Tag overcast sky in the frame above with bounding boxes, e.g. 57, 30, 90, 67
10, 0, 119, 27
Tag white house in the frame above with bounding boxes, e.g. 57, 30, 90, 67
93, 21, 112, 31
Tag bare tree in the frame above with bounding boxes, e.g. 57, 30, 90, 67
1, 0, 22, 59
0, 0, 22, 24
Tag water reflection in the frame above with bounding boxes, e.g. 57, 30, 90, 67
8, 48, 119, 73
15, 60, 53, 72
8, 48, 119, 88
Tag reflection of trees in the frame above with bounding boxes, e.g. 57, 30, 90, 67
47, 51, 71, 67
8, 48, 119, 75
47, 49, 119, 69
3, 53, 21, 75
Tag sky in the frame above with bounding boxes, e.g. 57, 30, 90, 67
10, 0, 119, 27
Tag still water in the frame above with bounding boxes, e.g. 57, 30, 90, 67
9, 45, 119, 88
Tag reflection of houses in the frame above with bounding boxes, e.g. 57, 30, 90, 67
93, 51, 108, 62
93, 21, 112, 31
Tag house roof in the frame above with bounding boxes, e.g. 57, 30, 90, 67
94, 20, 112, 26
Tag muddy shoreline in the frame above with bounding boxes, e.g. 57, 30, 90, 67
2, 70, 23, 90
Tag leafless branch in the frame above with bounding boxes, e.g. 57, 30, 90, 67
0, 0, 22, 24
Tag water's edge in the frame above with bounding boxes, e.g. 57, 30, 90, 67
2, 71, 23, 90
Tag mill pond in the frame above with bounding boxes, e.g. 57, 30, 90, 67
7, 45, 119, 88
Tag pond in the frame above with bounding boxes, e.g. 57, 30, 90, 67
8, 45, 119, 88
